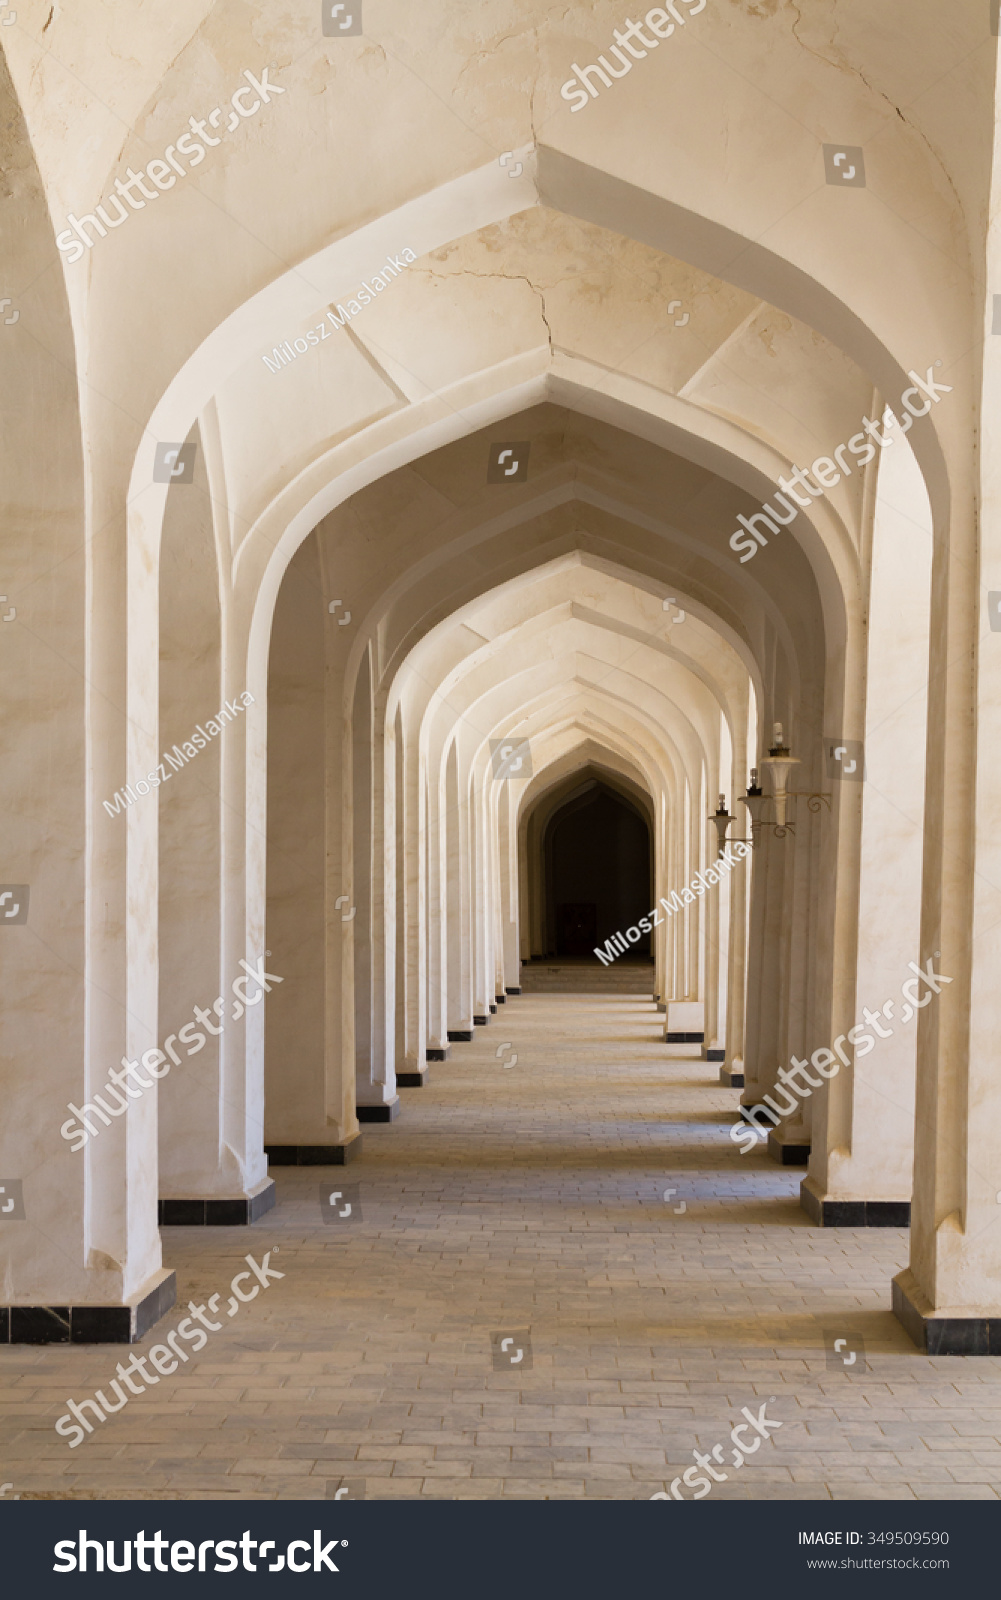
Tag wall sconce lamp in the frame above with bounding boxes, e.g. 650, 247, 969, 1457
708, 795, 751, 857
736, 725, 830, 846
761, 723, 799, 828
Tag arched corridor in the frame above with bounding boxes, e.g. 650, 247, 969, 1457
6, 0, 1001, 1525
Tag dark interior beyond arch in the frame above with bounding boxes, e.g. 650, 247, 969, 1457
544, 781, 653, 957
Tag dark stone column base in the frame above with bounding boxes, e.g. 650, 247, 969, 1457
159, 1177, 276, 1226
396, 1066, 428, 1087
719, 1065, 744, 1088
266, 1136, 362, 1165
800, 1179, 909, 1227
666, 1031, 704, 1044
767, 1130, 810, 1165
489, 1003, 497, 1014
473, 1015, 489, 1026
426, 1046, 450, 1061
705, 1047, 726, 1063
0, 1268, 176, 1345
892, 1268, 1001, 1354
357, 1099, 400, 1123
505, 987, 521, 996
495, 994, 506, 1004
447, 1029, 474, 1042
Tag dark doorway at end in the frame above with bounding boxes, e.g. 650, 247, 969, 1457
544, 780, 653, 958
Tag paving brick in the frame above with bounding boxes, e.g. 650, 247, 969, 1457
4, 996, 1001, 1499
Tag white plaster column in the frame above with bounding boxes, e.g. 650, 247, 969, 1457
664, 798, 681, 1002
766, 748, 822, 1158
804, 436, 931, 1223
0, 106, 168, 1324
892, 247, 999, 1343
352, 647, 396, 1110
723, 698, 750, 1078
398, 697, 429, 1066
703, 750, 721, 1055
369, 686, 397, 1092
740, 760, 790, 1117
264, 539, 358, 1155
499, 782, 520, 991
469, 761, 492, 1021
445, 742, 473, 1034
653, 793, 667, 1007
426, 759, 449, 1053
683, 778, 696, 998
159, 429, 272, 1210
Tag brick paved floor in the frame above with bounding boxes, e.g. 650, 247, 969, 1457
3, 992, 1001, 1500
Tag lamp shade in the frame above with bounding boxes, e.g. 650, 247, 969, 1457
738, 768, 767, 829
709, 795, 732, 857
761, 728, 799, 827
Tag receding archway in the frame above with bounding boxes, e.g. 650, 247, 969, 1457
539, 777, 653, 959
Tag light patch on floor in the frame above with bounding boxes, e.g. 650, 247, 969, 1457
2, 995, 1000, 1501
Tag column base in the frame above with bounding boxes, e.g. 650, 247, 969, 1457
800, 1178, 909, 1227
266, 1135, 363, 1165
505, 987, 521, 996
159, 1176, 276, 1226
767, 1129, 810, 1165
426, 1045, 450, 1061
666, 1031, 704, 1044
718, 1065, 744, 1088
357, 1098, 400, 1123
447, 1029, 474, 1042
705, 1047, 726, 1063
495, 994, 506, 1005
473, 1015, 490, 1026
1, 1267, 176, 1346
396, 1066, 429, 1087
893, 1268, 1001, 1355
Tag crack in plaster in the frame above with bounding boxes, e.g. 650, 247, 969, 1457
788, 1, 964, 224
422, 264, 555, 358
